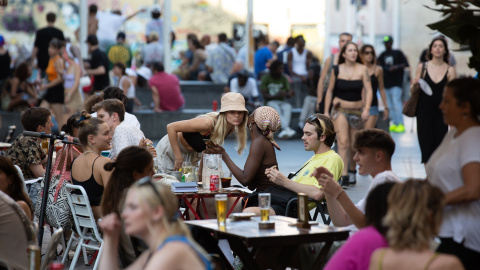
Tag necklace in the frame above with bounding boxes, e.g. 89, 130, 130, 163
82, 150, 99, 156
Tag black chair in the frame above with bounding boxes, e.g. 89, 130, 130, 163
285, 198, 331, 225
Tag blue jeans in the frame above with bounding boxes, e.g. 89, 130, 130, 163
385, 86, 403, 125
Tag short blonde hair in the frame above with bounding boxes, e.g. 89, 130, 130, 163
384, 179, 444, 251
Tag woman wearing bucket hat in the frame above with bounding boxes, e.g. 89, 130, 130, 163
155, 92, 248, 172
205, 106, 281, 195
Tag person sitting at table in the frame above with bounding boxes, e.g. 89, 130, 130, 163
0, 156, 34, 220
324, 181, 396, 270
369, 180, 464, 270
71, 111, 113, 219
262, 113, 343, 217
101, 146, 154, 267
92, 99, 155, 160
98, 178, 212, 269
4, 107, 53, 178
0, 190, 36, 270
155, 92, 248, 172
205, 106, 282, 207
313, 128, 401, 230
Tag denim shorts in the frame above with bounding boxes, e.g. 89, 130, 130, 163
369, 106, 379, 116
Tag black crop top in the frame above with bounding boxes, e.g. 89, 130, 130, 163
71, 156, 104, 206
182, 132, 210, 152
334, 66, 363, 102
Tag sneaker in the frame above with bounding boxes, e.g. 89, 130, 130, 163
278, 129, 289, 139
389, 124, 397, 132
339, 176, 349, 190
348, 170, 357, 186
286, 127, 296, 138
394, 124, 406, 133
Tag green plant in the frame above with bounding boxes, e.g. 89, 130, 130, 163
426, 0, 480, 72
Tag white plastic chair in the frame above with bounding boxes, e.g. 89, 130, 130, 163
64, 184, 103, 270
40, 228, 63, 270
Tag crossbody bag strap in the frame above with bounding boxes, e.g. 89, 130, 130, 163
53, 138, 72, 201
290, 160, 312, 179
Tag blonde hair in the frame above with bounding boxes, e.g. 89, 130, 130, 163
200, 112, 248, 155
384, 179, 444, 251
131, 182, 209, 258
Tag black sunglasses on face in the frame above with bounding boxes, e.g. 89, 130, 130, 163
363, 51, 373, 55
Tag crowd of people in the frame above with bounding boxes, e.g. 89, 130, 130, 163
0, 5, 479, 270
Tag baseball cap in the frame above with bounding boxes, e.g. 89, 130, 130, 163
383, 35, 393, 43
117, 32, 126, 40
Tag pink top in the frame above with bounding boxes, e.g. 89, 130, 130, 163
148, 72, 184, 111
324, 226, 388, 270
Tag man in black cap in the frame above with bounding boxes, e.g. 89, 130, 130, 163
377, 35, 409, 133
85, 35, 110, 92
106, 31, 132, 70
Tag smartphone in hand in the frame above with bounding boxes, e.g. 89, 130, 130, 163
203, 138, 215, 147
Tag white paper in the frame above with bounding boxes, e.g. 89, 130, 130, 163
419, 78, 433, 96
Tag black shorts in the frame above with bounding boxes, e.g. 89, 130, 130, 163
43, 84, 64, 104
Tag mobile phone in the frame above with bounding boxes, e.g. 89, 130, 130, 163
203, 139, 215, 147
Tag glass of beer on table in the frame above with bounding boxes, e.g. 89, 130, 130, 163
215, 194, 227, 230
258, 193, 271, 221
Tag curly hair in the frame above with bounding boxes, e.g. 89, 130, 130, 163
83, 93, 104, 114
353, 128, 395, 161
384, 179, 444, 251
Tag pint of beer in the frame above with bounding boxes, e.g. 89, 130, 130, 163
258, 193, 271, 221
215, 194, 227, 230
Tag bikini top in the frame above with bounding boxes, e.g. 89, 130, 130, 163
71, 156, 104, 206
334, 66, 363, 102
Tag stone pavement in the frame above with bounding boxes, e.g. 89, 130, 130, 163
44, 117, 425, 268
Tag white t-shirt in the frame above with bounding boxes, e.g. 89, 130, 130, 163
119, 75, 135, 99
230, 77, 259, 100
355, 170, 401, 213
96, 11, 126, 42
426, 126, 480, 253
109, 121, 145, 160
91, 111, 141, 130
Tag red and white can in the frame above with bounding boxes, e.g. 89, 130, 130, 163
210, 174, 219, 191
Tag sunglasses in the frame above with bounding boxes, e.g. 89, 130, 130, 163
306, 114, 324, 132
136, 176, 164, 205
363, 51, 374, 55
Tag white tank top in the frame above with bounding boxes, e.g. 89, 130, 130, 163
119, 75, 135, 98
292, 48, 308, 76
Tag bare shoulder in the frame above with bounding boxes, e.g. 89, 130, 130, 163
94, 156, 111, 167
369, 248, 387, 270
376, 65, 384, 73
432, 254, 465, 270
146, 242, 204, 270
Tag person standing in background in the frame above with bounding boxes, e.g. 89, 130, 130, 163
0, 35, 11, 91
145, 5, 175, 46
376, 36, 409, 133
413, 37, 455, 164
288, 35, 312, 108
31, 12, 65, 77
85, 35, 110, 92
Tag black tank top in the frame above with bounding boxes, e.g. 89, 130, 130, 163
334, 66, 363, 102
182, 132, 210, 152
248, 163, 278, 192
71, 156, 104, 206
370, 73, 379, 106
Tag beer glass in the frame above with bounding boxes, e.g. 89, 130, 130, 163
258, 193, 271, 221
215, 194, 227, 230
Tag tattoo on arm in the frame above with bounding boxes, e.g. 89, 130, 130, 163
365, 70, 371, 82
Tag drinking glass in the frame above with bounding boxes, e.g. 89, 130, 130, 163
153, 158, 160, 174
215, 194, 227, 230
221, 171, 232, 188
258, 193, 271, 221
182, 162, 193, 181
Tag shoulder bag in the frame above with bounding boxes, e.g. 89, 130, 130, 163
35, 138, 74, 229
403, 62, 426, 117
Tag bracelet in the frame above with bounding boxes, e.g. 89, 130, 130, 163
364, 106, 370, 109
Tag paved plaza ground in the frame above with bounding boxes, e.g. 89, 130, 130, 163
46, 117, 425, 269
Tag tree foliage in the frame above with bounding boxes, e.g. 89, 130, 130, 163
426, 0, 480, 71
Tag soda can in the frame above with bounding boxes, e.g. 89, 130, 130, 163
48, 261, 65, 270
210, 174, 219, 191
28, 245, 41, 270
